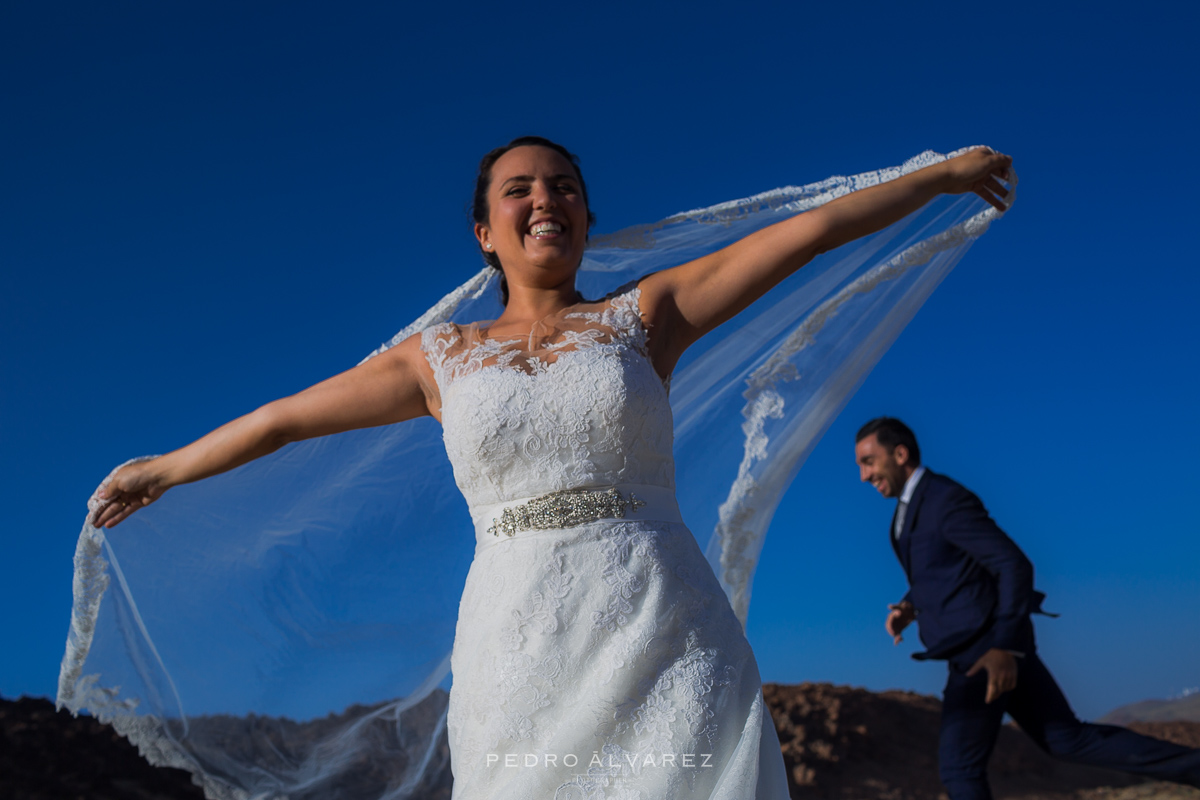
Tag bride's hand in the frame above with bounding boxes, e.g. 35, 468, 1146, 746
939, 147, 1014, 212
91, 460, 170, 529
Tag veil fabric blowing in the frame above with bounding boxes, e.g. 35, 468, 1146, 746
58, 148, 1013, 800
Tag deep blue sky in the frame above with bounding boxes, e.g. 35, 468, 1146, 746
2, 2, 1197, 720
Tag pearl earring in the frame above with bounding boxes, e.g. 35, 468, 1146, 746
485, 243, 492, 250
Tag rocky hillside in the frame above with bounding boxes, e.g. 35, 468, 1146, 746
1, 694, 204, 800
764, 682, 1200, 800
1101, 693, 1200, 726
4, 686, 1199, 800
0, 694, 451, 800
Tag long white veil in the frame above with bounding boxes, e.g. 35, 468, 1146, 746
58, 148, 1012, 800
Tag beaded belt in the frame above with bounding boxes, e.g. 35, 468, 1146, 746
471, 484, 682, 540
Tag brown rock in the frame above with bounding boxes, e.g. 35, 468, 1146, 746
6, 688, 1198, 800
763, 682, 1200, 800
0, 695, 205, 800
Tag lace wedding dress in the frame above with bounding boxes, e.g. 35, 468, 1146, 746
59, 149, 1010, 800
420, 282, 790, 799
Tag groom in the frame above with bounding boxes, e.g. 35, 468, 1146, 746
854, 417, 1200, 800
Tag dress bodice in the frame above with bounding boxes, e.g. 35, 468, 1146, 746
420, 284, 675, 510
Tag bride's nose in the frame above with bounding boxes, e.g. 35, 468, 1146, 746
532, 183, 557, 210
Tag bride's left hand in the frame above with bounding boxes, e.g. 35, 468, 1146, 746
940, 147, 1014, 212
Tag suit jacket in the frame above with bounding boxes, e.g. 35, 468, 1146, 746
893, 469, 1048, 668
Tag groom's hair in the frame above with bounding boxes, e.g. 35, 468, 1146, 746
856, 417, 921, 466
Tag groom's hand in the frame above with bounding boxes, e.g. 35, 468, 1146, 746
967, 648, 1018, 703
885, 601, 915, 645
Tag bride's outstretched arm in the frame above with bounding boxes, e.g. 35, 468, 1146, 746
640, 147, 1012, 365
91, 334, 434, 529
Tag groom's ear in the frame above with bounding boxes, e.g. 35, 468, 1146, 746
893, 444, 910, 467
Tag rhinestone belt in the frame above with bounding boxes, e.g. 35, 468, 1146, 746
487, 486, 650, 537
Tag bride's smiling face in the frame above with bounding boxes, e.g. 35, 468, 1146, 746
475, 145, 590, 285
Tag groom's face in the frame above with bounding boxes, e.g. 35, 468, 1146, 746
855, 434, 911, 499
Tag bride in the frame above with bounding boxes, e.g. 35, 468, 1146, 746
85, 136, 1012, 799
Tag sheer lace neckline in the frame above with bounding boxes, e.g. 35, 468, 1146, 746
474, 293, 588, 344
454, 288, 633, 354
421, 282, 654, 389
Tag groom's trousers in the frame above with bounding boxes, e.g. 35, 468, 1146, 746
938, 650, 1200, 800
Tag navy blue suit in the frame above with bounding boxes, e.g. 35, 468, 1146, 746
895, 469, 1200, 800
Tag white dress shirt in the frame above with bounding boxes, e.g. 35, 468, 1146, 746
900, 465, 927, 504
893, 465, 926, 540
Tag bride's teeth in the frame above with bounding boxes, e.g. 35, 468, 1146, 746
530, 222, 562, 235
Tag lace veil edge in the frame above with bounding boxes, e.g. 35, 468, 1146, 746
56, 147, 1014, 800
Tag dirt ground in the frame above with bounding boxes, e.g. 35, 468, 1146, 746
4, 686, 1198, 799
764, 682, 1200, 800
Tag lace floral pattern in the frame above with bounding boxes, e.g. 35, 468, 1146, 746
422, 282, 782, 798
421, 284, 675, 508
448, 519, 768, 799
56, 150, 994, 800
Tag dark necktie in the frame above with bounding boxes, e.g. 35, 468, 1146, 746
893, 499, 909, 541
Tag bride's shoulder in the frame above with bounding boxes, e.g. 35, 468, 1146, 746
417, 321, 499, 371
419, 320, 459, 341
415, 322, 459, 365
593, 275, 651, 317
358, 332, 442, 397
601, 277, 642, 301
599, 272, 673, 331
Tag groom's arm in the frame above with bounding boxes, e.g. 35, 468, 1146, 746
940, 486, 1036, 653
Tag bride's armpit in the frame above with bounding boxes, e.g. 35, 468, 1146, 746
630, 274, 684, 384
421, 381, 443, 425
398, 331, 443, 423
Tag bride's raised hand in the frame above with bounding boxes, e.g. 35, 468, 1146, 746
91, 460, 169, 529
939, 147, 1014, 212
86, 334, 438, 531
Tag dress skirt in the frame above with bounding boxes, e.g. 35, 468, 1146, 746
446, 517, 790, 799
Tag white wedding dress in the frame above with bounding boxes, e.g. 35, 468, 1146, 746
420, 281, 791, 799
58, 151, 1005, 800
